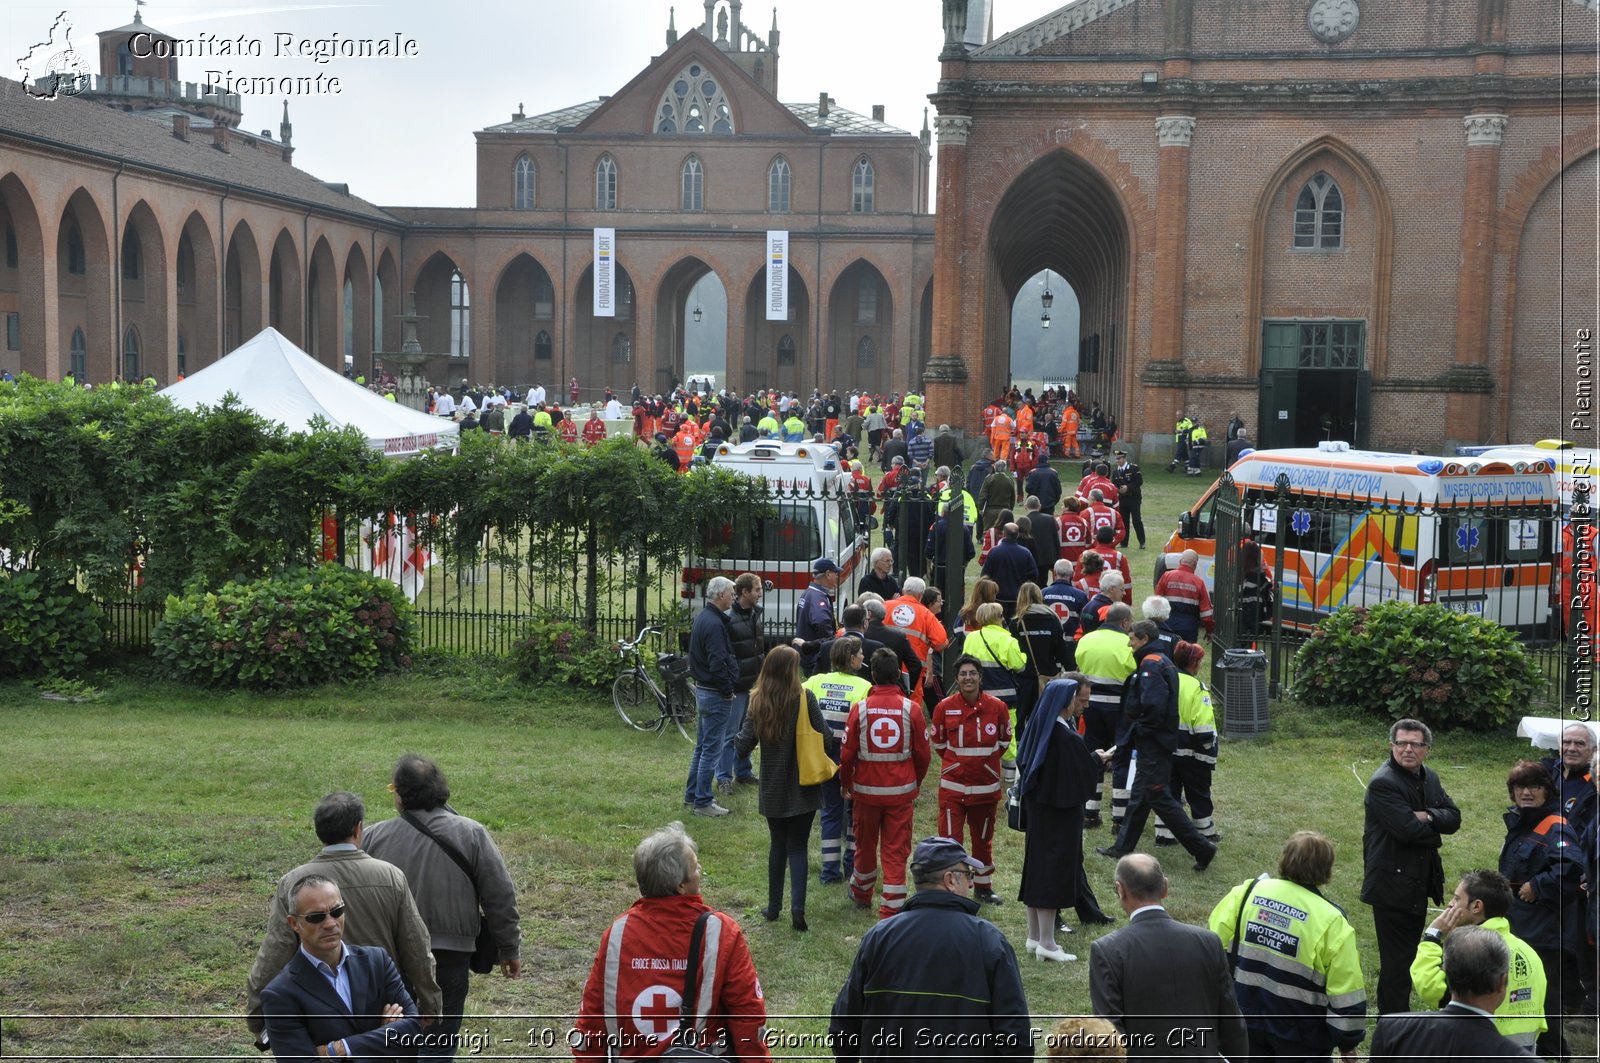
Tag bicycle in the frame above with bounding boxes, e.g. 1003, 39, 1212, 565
613, 625, 696, 741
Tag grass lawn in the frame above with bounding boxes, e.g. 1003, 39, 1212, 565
0, 658, 1591, 1061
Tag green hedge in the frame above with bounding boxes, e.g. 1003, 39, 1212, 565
151, 564, 414, 689
510, 620, 617, 689
0, 568, 107, 677
1291, 600, 1544, 730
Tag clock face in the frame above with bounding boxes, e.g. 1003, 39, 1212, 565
1308, 0, 1359, 43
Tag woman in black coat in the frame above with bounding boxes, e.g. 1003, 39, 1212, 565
1014, 674, 1109, 963
1500, 758, 1584, 1060
735, 645, 838, 932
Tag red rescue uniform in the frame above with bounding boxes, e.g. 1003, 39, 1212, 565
841, 686, 930, 918
582, 417, 609, 445
1058, 510, 1091, 563
930, 689, 1011, 890
1084, 501, 1126, 547
574, 893, 770, 1061
559, 417, 579, 444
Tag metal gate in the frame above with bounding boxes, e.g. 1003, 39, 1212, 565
1210, 471, 1243, 693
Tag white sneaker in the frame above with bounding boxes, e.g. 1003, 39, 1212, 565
692, 801, 731, 817
1036, 945, 1077, 962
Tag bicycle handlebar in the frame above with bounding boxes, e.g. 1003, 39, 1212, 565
618, 625, 664, 653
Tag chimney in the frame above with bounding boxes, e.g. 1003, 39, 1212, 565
512, 101, 525, 121
172, 114, 189, 141
872, 104, 885, 122
818, 91, 829, 118
211, 122, 229, 152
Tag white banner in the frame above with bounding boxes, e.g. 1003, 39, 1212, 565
765, 229, 788, 321
593, 228, 616, 317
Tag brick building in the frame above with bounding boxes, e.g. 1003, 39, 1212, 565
0, 5, 935, 396
926, 0, 1598, 453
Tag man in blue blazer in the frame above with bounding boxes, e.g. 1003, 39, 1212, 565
261, 875, 423, 1060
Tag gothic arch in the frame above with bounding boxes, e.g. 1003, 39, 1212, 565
1244, 136, 1394, 376
828, 258, 894, 395
306, 236, 340, 368
742, 264, 811, 394
120, 200, 169, 382
0, 172, 47, 377
374, 247, 400, 354
985, 148, 1136, 419
414, 250, 471, 377
654, 255, 725, 395
175, 210, 218, 373
224, 219, 263, 352
343, 242, 372, 379
494, 252, 558, 388
57, 188, 112, 382
268, 228, 303, 344
573, 261, 637, 393
1494, 128, 1599, 436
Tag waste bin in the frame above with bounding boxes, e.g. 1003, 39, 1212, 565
1218, 648, 1269, 737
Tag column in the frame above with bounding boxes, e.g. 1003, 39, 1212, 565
1445, 112, 1506, 438
1143, 115, 1195, 454
924, 113, 973, 432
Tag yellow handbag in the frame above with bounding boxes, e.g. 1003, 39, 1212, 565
796, 693, 838, 786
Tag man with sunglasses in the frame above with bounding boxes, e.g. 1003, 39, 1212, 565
260, 874, 423, 1059
831, 837, 1031, 1060
1362, 718, 1461, 1014
247, 792, 440, 1048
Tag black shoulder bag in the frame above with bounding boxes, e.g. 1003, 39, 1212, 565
401, 811, 498, 974
1226, 877, 1260, 974
661, 912, 718, 1060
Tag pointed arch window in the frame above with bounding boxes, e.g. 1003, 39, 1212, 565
534, 330, 553, 362
768, 157, 791, 213
611, 332, 632, 363
122, 231, 141, 280
776, 334, 796, 366
857, 277, 878, 324
596, 155, 618, 210
70, 327, 86, 381
657, 63, 735, 135
1294, 172, 1344, 250
681, 156, 704, 211
852, 157, 875, 213
66, 223, 85, 275
122, 326, 140, 381
513, 154, 535, 209
856, 335, 876, 369
533, 273, 554, 319
449, 269, 470, 358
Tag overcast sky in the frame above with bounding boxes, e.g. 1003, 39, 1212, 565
5, 0, 1065, 208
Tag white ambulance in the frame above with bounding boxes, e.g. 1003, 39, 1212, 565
1159, 441, 1561, 635
681, 440, 869, 636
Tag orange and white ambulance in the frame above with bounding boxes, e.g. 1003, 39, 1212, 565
681, 440, 868, 636
1159, 441, 1561, 635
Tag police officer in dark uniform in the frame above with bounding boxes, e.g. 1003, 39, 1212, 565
1111, 447, 1145, 550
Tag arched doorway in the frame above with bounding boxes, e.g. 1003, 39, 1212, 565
573, 263, 636, 395
654, 257, 725, 396
1009, 268, 1080, 396
176, 211, 218, 372
374, 248, 400, 356
0, 173, 46, 377
57, 189, 112, 382
414, 251, 471, 385
121, 201, 168, 382
225, 221, 263, 353
343, 242, 371, 380
306, 236, 339, 369
988, 152, 1130, 430
742, 266, 809, 395
827, 260, 892, 396
268, 229, 303, 345
494, 253, 557, 390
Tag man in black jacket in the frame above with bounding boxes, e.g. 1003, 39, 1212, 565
1096, 622, 1218, 870
684, 577, 740, 817
1024, 460, 1063, 515
718, 573, 765, 794
932, 425, 964, 472
1362, 717, 1461, 1014
830, 837, 1030, 1061
1022, 496, 1061, 583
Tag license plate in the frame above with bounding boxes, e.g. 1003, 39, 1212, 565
1441, 598, 1485, 616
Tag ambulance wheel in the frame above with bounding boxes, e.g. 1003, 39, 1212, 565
613, 674, 660, 733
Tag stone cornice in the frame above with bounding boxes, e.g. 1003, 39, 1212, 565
922, 356, 970, 384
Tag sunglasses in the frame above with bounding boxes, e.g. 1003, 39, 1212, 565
296, 903, 347, 924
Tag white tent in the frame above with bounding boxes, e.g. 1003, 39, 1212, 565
158, 327, 458, 457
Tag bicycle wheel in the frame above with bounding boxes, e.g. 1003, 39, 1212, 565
613, 672, 663, 733
669, 685, 697, 742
